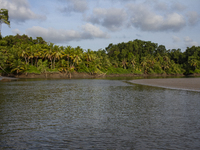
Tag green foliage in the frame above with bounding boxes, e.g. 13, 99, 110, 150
26, 65, 40, 74
0, 34, 199, 76
132, 69, 143, 74
77, 62, 90, 73
37, 59, 48, 73
106, 67, 132, 74
194, 69, 200, 73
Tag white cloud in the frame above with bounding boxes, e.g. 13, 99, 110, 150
82, 23, 109, 38
26, 26, 81, 43
184, 36, 198, 47
26, 24, 108, 43
127, 4, 186, 32
0, 0, 46, 22
86, 8, 127, 31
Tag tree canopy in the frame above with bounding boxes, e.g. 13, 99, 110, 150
0, 34, 199, 76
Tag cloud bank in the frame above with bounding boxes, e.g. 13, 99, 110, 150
26, 24, 109, 43
127, 4, 186, 32
86, 8, 127, 31
59, 0, 88, 13
0, 0, 46, 22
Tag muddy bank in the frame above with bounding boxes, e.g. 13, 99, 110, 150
7, 72, 105, 79
2, 72, 200, 80
130, 78, 200, 91
4, 72, 187, 79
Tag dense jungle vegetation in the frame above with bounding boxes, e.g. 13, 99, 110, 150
0, 34, 200, 76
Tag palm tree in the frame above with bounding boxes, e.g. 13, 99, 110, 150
188, 56, 198, 70
63, 46, 73, 71
84, 49, 93, 68
162, 55, 170, 71
0, 9, 10, 37
141, 57, 148, 73
146, 54, 155, 69
21, 44, 28, 64
128, 53, 136, 69
73, 46, 83, 69
46, 43, 54, 69
121, 58, 127, 69
52, 45, 62, 69
57, 59, 68, 73
33, 44, 42, 68
28, 46, 34, 66
11, 59, 25, 75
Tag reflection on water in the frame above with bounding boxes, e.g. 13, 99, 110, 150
0, 79, 200, 149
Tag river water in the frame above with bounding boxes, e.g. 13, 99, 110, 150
0, 78, 200, 149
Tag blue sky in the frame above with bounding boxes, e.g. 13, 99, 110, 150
1, 0, 200, 51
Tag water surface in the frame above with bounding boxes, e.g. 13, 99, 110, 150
0, 79, 200, 149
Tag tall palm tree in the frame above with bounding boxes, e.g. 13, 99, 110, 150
46, 43, 54, 69
188, 56, 198, 70
33, 44, 42, 67
57, 59, 68, 73
121, 58, 127, 69
141, 57, 148, 73
0, 9, 10, 37
73, 46, 83, 69
84, 49, 93, 68
128, 53, 136, 68
21, 44, 28, 64
28, 46, 34, 66
52, 45, 62, 69
11, 59, 25, 75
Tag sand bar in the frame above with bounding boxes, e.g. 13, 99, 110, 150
130, 78, 200, 91
0, 76, 18, 81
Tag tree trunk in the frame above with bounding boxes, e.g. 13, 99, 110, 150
50, 58, 52, 70
31, 58, 33, 66
53, 57, 56, 69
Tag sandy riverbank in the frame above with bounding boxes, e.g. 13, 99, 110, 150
130, 78, 200, 91
0, 76, 18, 82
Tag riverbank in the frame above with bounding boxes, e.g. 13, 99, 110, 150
130, 77, 200, 91
1, 72, 200, 81
1, 72, 185, 79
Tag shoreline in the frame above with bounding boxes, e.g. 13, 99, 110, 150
130, 78, 200, 91
1, 72, 187, 79
1, 73, 200, 91
0, 76, 18, 82
1, 72, 200, 81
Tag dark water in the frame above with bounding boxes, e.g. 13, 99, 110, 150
0, 78, 200, 149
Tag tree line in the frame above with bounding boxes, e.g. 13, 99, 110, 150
0, 34, 200, 76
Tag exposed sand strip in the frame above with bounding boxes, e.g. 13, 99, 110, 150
0, 76, 18, 81
130, 78, 200, 91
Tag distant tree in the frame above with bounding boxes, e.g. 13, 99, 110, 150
156, 45, 166, 56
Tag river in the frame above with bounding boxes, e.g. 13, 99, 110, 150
0, 78, 200, 149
